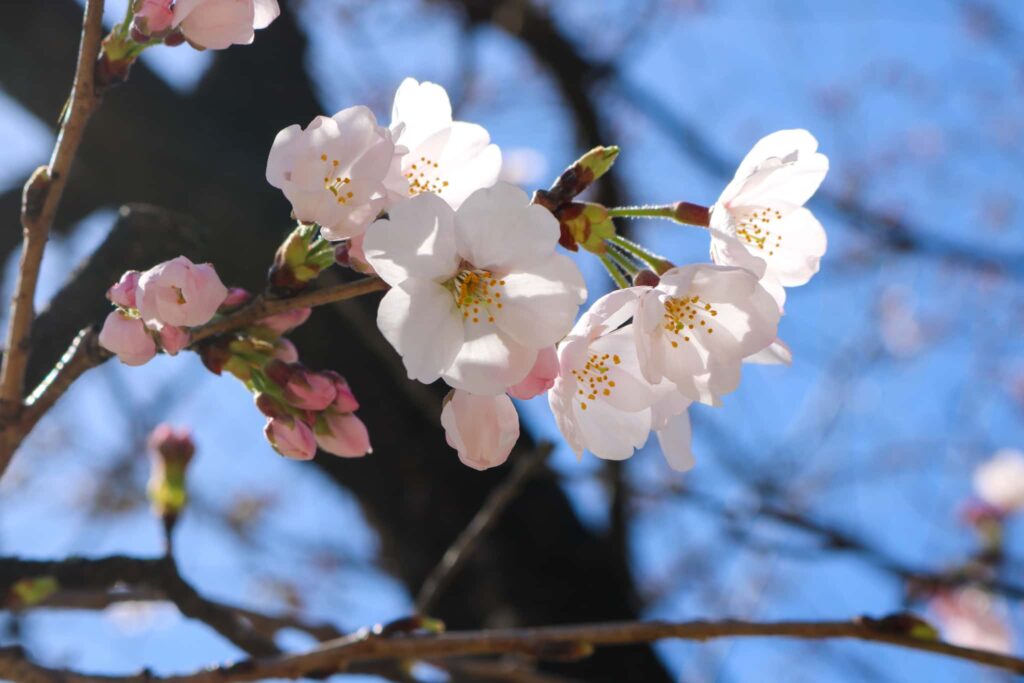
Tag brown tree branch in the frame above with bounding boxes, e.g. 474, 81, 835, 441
0, 0, 106, 410
0, 616, 1021, 683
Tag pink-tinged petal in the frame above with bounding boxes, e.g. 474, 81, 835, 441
390, 78, 453, 150
376, 279, 463, 385
442, 325, 537, 395
655, 411, 695, 472
453, 183, 559, 271
440, 390, 519, 471
273, 338, 299, 363
107, 270, 141, 309
548, 377, 585, 458
99, 311, 157, 366
176, 0, 256, 49
494, 253, 586, 348
315, 412, 371, 458
266, 124, 305, 188
136, 256, 228, 327
323, 371, 360, 413
252, 0, 279, 29
507, 346, 558, 400
264, 417, 316, 460
363, 192, 460, 285
746, 338, 793, 365
153, 322, 190, 356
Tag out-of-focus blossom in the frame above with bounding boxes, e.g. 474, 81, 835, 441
146, 424, 195, 519
99, 311, 157, 366
973, 448, 1024, 513
498, 147, 547, 186
264, 416, 316, 460
709, 129, 828, 308
507, 346, 559, 400
364, 184, 586, 395
273, 338, 299, 363
219, 287, 252, 311
107, 270, 141, 309
136, 256, 228, 327
384, 78, 501, 209
879, 287, 923, 357
258, 307, 312, 334
266, 107, 395, 240
634, 264, 779, 405
315, 412, 371, 458
931, 588, 1013, 654
173, 0, 280, 50
441, 390, 519, 470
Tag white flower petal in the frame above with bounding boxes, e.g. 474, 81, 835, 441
494, 254, 586, 348
376, 279, 463, 384
656, 411, 695, 472
363, 192, 460, 285
390, 78, 453, 151
442, 325, 536, 395
575, 399, 651, 461
454, 183, 559, 271
441, 390, 519, 471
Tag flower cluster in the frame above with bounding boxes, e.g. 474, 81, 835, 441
99, 256, 228, 366
265, 77, 830, 471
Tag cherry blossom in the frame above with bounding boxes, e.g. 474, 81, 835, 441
99, 311, 157, 366
634, 264, 779, 406
973, 448, 1024, 514
548, 289, 694, 469
136, 256, 228, 328
364, 184, 586, 395
708, 129, 829, 307
266, 107, 396, 240
384, 78, 501, 209
931, 588, 1014, 654
441, 390, 520, 471
173, 0, 280, 50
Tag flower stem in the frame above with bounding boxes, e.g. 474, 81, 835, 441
599, 254, 631, 289
606, 205, 677, 220
606, 245, 642, 276
607, 236, 672, 274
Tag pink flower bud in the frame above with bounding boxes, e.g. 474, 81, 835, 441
147, 424, 195, 464
258, 307, 311, 334
99, 310, 157, 366
219, 287, 252, 312
133, 0, 174, 36
440, 390, 519, 471
107, 270, 141, 309
323, 370, 359, 413
137, 256, 229, 327
264, 417, 316, 460
273, 338, 299, 363
173, 0, 281, 51
340, 234, 375, 275
264, 360, 337, 411
315, 412, 371, 458
507, 346, 559, 400
254, 392, 289, 418
152, 322, 190, 355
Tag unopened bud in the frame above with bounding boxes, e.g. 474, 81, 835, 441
264, 417, 317, 460
269, 225, 334, 295
556, 202, 616, 254
322, 370, 359, 413
633, 270, 660, 287
533, 146, 619, 211
254, 392, 289, 419
147, 424, 195, 526
219, 287, 252, 312
265, 360, 337, 411
107, 270, 141, 309
673, 201, 711, 227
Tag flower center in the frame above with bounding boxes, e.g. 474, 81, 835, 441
320, 154, 355, 206
570, 351, 622, 411
172, 286, 187, 306
445, 269, 506, 324
405, 155, 450, 196
662, 295, 717, 347
736, 207, 783, 256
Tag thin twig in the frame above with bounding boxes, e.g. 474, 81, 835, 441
0, 0, 106, 410
0, 617, 1022, 683
416, 444, 553, 614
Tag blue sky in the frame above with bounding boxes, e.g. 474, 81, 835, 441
1, 1, 1023, 681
